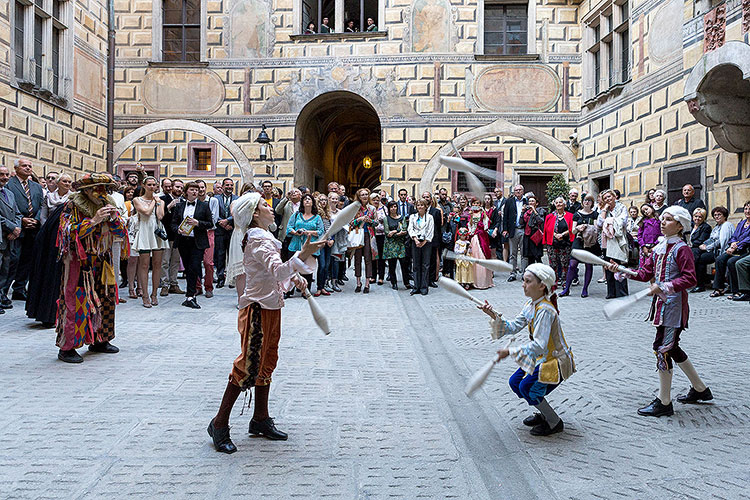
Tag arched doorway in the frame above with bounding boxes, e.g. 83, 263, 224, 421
113, 119, 254, 187
295, 91, 381, 193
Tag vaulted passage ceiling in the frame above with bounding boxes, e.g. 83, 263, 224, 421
295, 91, 381, 193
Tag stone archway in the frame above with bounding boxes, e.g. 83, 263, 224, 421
419, 118, 578, 195
294, 91, 382, 193
113, 119, 254, 186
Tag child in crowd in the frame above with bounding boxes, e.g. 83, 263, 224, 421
608, 206, 712, 418
479, 263, 575, 436
453, 228, 474, 290
637, 204, 661, 268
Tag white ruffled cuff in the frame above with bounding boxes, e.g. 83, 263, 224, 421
489, 316, 505, 340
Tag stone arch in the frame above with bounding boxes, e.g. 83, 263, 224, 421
294, 90, 382, 192
113, 119, 254, 186
419, 118, 578, 194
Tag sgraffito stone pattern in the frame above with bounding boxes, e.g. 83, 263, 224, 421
472, 64, 562, 113
2, 274, 750, 498
648, 0, 683, 66
142, 68, 226, 115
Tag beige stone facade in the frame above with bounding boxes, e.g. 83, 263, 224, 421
0, 0, 110, 178
2, 0, 748, 217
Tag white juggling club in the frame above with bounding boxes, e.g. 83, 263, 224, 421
442, 249, 513, 273
294, 273, 331, 335
437, 276, 484, 306
465, 356, 501, 397
321, 200, 361, 240
602, 288, 652, 320
571, 249, 639, 277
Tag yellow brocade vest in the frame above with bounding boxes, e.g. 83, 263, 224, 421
529, 299, 576, 384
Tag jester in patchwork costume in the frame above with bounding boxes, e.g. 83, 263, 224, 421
480, 263, 575, 436
56, 173, 129, 364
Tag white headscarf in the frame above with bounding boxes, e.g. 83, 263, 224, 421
232, 192, 262, 235
226, 193, 262, 284
653, 205, 692, 254
525, 263, 556, 294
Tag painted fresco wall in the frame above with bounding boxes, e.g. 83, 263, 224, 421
111, 0, 580, 196
0, 0, 109, 178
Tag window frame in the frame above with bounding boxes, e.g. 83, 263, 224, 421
187, 142, 217, 176
584, 0, 630, 102
450, 152, 504, 197
152, 0, 207, 63
483, 3, 529, 56
11, 0, 71, 103
293, 0, 384, 35
478, 0, 536, 56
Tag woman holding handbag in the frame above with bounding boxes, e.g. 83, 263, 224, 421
521, 195, 545, 266
408, 199, 435, 296
132, 176, 168, 307
383, 200, 410, 290
286, 193, 324, 292
544, 197, 575, 287
349, 188, 378, 293
560, 194, 599, 297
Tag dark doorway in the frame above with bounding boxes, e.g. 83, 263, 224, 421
591, 175, 611, 198
665, 162, 703, 206
295, 91, 381, 193
519, 174, 554, 209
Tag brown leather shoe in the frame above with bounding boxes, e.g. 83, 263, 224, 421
169, 284, 185, 294
160, 286, 169, 297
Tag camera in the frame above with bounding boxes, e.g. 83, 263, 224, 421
569, 130, 579, 148
417, 235, 425, 242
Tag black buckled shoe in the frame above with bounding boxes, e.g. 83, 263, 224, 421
248, 417, 288, 441
676, 387, 713, 404
88, 341, 120, 354
522, 413, 544, 427
207, 418, 237, 454
530, 419, 564, 436
58, 349, 83, 363
637, 398, 674, 417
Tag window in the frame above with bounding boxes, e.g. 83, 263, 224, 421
14, 2, 24, 80
484, 4, 528, 55
584, 0, 630, 101
162, 0, 201, 61
12, 0, 69, 97
298, 0, 380, 34
450, 153, 504, 195
187, 143, 216, 175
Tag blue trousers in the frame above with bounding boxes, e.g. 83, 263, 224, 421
509, 365, 558, 406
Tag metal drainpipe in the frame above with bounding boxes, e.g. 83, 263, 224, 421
106, 0, 115, 174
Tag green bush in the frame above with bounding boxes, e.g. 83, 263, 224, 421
545, 174, 570, 206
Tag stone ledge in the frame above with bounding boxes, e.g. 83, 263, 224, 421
473, 54, 541, 62
288, 31, 388, 42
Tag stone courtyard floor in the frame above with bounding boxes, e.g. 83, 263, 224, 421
1, 270, 749, 499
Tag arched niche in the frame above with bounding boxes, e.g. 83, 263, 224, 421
113, 119, 254, 186
684, 41, 750, 153
419, 118, 578, 194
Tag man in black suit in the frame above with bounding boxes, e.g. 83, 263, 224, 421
159, 178, 185, 296
6, 158, 44, 300
0, 165, 22, 310
421, 191, 443, 287
566, 188, 582, 213
491, 187, 507, 260
397, 188, 416, 286
261, 180, 281, 235
502, 184, 526, 282
171, 182, 214, 309
214, 178, 238, 288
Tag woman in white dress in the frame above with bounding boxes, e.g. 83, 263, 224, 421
132, 176, 168, 307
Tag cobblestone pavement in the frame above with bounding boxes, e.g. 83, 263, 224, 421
1, 269, 749, 499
